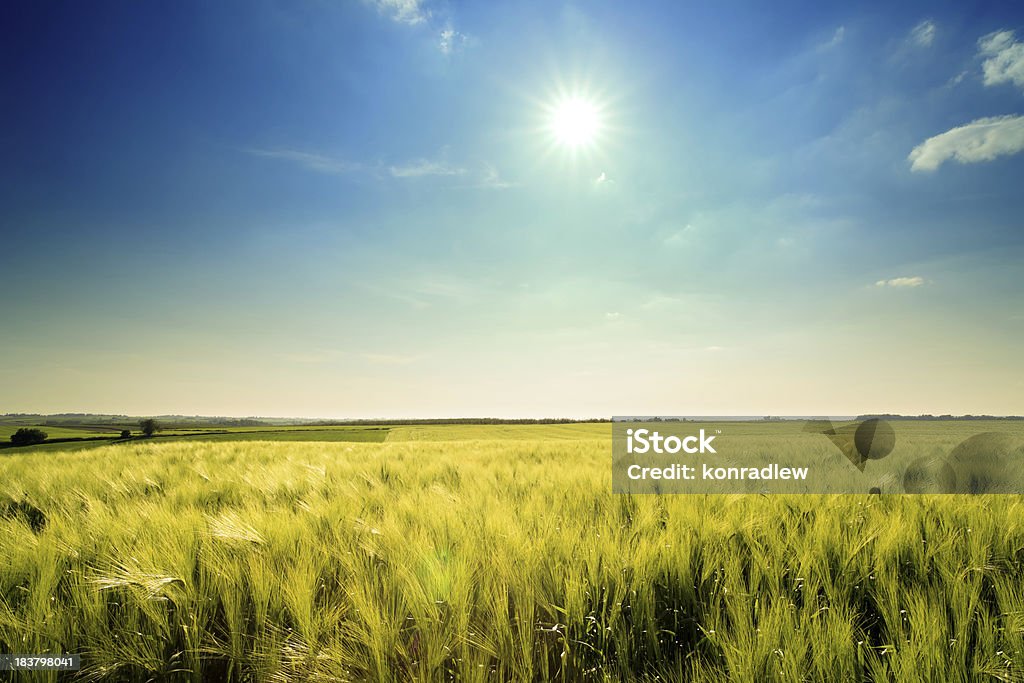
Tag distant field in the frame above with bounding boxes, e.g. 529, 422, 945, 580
1, 424, 1023, 681
1, 425, 391, 453
0, 421, 612, 453
153, 427, 390, 444
387, 422, 609, 441
0, 424, 122, 440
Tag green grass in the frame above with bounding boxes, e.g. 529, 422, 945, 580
0, 427, 1022, 681
0, 425, 122, 441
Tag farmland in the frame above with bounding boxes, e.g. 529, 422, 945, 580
1, 423, 1023, 681
0, 420, 392, 454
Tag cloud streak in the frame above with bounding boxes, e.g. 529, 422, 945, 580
909, 19, 936, 48
819, 26, 845, 51
389, 158, 467, 178
875, 276, 925, 288
249, 147, 510, 189
908, 115, 1024, 172
247, 148, 360, 174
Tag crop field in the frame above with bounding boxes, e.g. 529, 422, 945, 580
0, 425, 122, 441
1, 424, 1023, 682
0, 425, 392, 455
385, 423, 609, 441
154, 428, 391, 445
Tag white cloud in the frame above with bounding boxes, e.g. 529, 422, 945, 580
369, 0, 428, 25
908, 115, 1024, 172
368, 1, 469, 55
946, 70, 968, 87
875, 276, 925, 288
247, 148, 360, 174
978, 30, 1024, 91
439, 25, 467, 55
909, 19, 936, 48
389, 158, 466, 178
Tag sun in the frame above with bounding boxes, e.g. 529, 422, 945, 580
548, 97, 602, 148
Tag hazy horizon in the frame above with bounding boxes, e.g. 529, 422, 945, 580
3, 1, 1024, 417
5, 411, 1021, 424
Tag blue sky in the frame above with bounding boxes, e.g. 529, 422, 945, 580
2, 0, 1023, 417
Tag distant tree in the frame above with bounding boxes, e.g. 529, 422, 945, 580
139, 419, 160, 437
119, 429, 131, 439
10, 428, 47, 446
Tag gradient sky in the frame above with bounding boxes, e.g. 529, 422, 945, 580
2, 0, 1023, 418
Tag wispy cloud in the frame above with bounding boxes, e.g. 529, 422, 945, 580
946, 70, 968, 87
368, 0, 429, 26
978, 30, 1024, 91
247, 148, 360, 174
875, 276, 925, 288
360, 272, 482, 309
449, 164, 517, 189
908, 19, 936, 48
250, 146, 498, 186
439, 24, 468, 55
367, 0, 471, 55
819, 26, 845, 51
477, 164, 514, 189
389, 158, 466, 178
908, 115, 1024, 172
663, 224, 695, 248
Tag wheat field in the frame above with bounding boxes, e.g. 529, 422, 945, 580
1, 431, 1023, 681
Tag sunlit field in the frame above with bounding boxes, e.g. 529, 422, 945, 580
2, 427, 1023, 681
